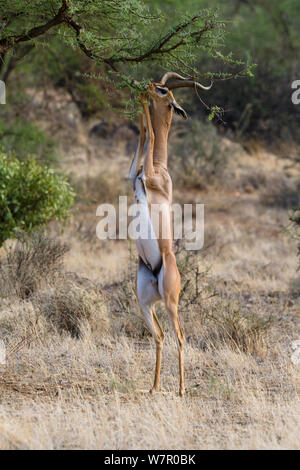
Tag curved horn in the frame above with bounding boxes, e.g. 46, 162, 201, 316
168, 79, 213, 91
160, 71, 187, 84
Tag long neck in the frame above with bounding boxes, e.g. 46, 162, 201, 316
151, 102, 173, 169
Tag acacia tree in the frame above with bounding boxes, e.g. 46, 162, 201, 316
0, 0, 252, 93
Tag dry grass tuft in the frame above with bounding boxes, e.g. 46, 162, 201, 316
0, 232, 68, 299
203, 304, 273, 358
35, 281, 109, 338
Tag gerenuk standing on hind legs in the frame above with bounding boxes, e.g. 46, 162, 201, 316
129, 72, 212, 396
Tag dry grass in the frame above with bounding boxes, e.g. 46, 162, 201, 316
0, 321, 299, 449
0, 136, 300, 450
35, 280, 109, 338
0, 232, 68, 299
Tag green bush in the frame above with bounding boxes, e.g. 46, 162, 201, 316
0, 153, 75, 246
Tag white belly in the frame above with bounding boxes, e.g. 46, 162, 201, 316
133, 174, 162, 272
135, 236, 161, 272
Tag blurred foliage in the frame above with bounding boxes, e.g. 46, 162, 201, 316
169, 121, 229, 190
147, 0, 300, 141
21, 39, 110, 117
0, 153, 75, 246
0, 118, 57, 164
198, 0, 300, 140
260, 176, 300, 209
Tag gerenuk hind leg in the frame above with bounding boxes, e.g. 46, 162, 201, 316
136, 258, 165, 393
159, 252, 184, 396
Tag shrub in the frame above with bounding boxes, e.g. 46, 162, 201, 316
205, 304, 272, 358
36, 281, 109, 338
0, 232, 69, 299
169, 121, 229, 190
0, 152, 75, 246
175, 246, 273, 358
259, 176, 300, 209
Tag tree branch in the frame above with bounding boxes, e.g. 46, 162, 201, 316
109, 15, 202, 64
63, 14, 211, 72
0, 0, 69, 53
64, 16, 119, 72
0, 4, 224, 83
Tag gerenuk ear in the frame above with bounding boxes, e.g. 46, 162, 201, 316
171, 100, 188, 120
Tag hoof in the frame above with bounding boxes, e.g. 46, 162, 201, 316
179, 388, 185, 397
149, 387, 159, 395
